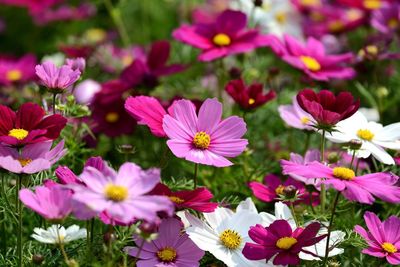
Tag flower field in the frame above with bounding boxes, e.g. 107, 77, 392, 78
1, 0, 400, 266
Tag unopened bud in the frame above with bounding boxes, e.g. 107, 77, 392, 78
32, 254, 44, 265
283, 185, 297, 198
328, 152, 340, 164
117, 144, 135, 154
254, 0, 263, 7
348, 139, 363, 150
103, 231, 117, 245
229, 67, 242, 79
377, 86, 389, 98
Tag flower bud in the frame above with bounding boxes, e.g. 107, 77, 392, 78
283, 185, 297, 199
32, 254, 45, 265
377, 86, 388, 98
327, 152, 340, 164
348, 139, 363, 150
103, 231, 117, 245
117, 144, 135, 154
254, 0, 263, 7
229, 67, 242, 79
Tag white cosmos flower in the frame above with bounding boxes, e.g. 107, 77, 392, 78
268, 202, 345, 260
230, 0, 304, 39
31, 224, 86, 244
326, 111, 400, 165
185, 198, 273, 267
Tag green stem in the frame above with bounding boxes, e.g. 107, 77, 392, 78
103, 0, 131, 47
323, 191, 341, 265
52, 93, 57, 115
1, 177, 6, 254
320, 130, 326, 213
16, 174, 22, 267
350, 150, 356, 169
217, 59, 226, 103
56, 225, 70, 263
193, 163, 198, 189
289, 202, 299, 227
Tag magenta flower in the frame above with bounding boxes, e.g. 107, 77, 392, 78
73, 79, 101, 105
124, 218, 204, 266
65, 57, 86, 72
268, 34, 356, 81
0, 140, 65, 174
71, 162, 174, 224
281, 160, 400, 204
0, 54, 36, 86
371, 3, 400, 34
162, 98, 248, 167
278, 96, 315, 131
35, 61, 81, 93
248, 174, 319, 206
242, 220, 325, 265
355, 212, 400, 265
173, 10, 268, 61
297, 89, 360, 127
19, 183, 72, 222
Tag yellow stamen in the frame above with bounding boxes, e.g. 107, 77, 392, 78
104, 184, 128, 202
382, 242, 397, 253
105, 112, 119, 123
157, 247, 177, 262
328, 21, 345, 32
333, 167, 355, 180
193, 131, 211, 149
363, 0, 382, 10
301, 117, 310, 125
248, 98, 255, 105
276, 237, 297, 250
220, 229, 242, 250
300, 56, 321, 71
169, 196, 185, 204
8, 129, 29, 140
275, 185, 285, 195
213, 33, 231, 46
18, 158, 32, 167
275, 12, 287, 24
84, 28, 107, 43
6, 70, 22, 82
388, 18, 399, 29
357, 129, 374, 141
300, 0, 320, 6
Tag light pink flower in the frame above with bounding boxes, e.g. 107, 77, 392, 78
162, 98, 248, 167
278, 96, 315, 130
35, 61, 81, 92
71, 162, 174, 224
0, 140, 65, 174
281, 160, 400, 204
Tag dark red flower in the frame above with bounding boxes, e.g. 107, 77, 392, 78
120, 40, 186, 90
225, 79, 276, 110
150, 183, 218, 213
296, 89, 359, 128
0, 102, 67, 147
90, 80, 136, 137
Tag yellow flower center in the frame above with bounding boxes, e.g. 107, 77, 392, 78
328, 20, 345, 32
219, 229, 242, 250
85, 28, 107, 43
8, 128, 29, 140
300, 117, 310, 124
6, 69, 22, 82
193, 131, 211, 149
310, 11, 324, 22
300, 56, 321, 71
122, 55, 133, 67
105, 112, 119, 123
388, 18, 399, 29
213, 33, 231, 46
275, 185, 285, 195
276, 237, 297, 250
363, 0, 381, 9
300, 0, 320, 6
382, 242, 397, 253
18, 158, 32, 167
104, 184, 128, 202
157, 247, 177, 262
248, 98, 255, 105
169, 196, 185, 204
275, 12, 287, 24
347, 9, 363, 21
357, 129, 374, 141
333, 167, 355, 180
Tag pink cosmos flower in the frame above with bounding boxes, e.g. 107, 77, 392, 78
278, 96, 315, 131
0, 140, 65, 174
73, 79, 101, 104
19, 183, 72, 222
242, 220, 326, 265
150, 183, 218, 212
162, 98, 248, 167
65, 57, 86, 73
173, 10, 269, 61
0, 54, 37, 86
355, 211, 400, 265
371, 3, 400, 34
268, 34, 356, 81
248, 174, 319, 206
32, 3, 96, 25
280, 160, 400, 204
71, 162, 174, 224
124, 218, 204, 266
337, 0, 393, 11
35, 61, 81, 93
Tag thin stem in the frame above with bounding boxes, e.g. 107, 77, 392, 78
16, 174, 22, 267
52, 93, 57, 115
320, 130, 326, 213
132, 238, 145, 266
217, 59, 225, 103
355, 158, 360, 174
1, 177, 6, 254
323, 191, 341, 265
193, 163, 198, 189
289, 202, 299, 227
350, 150, 356, 169
103, 0, 131, 46
56, 225, 69, 263
87, 218, 95, 261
